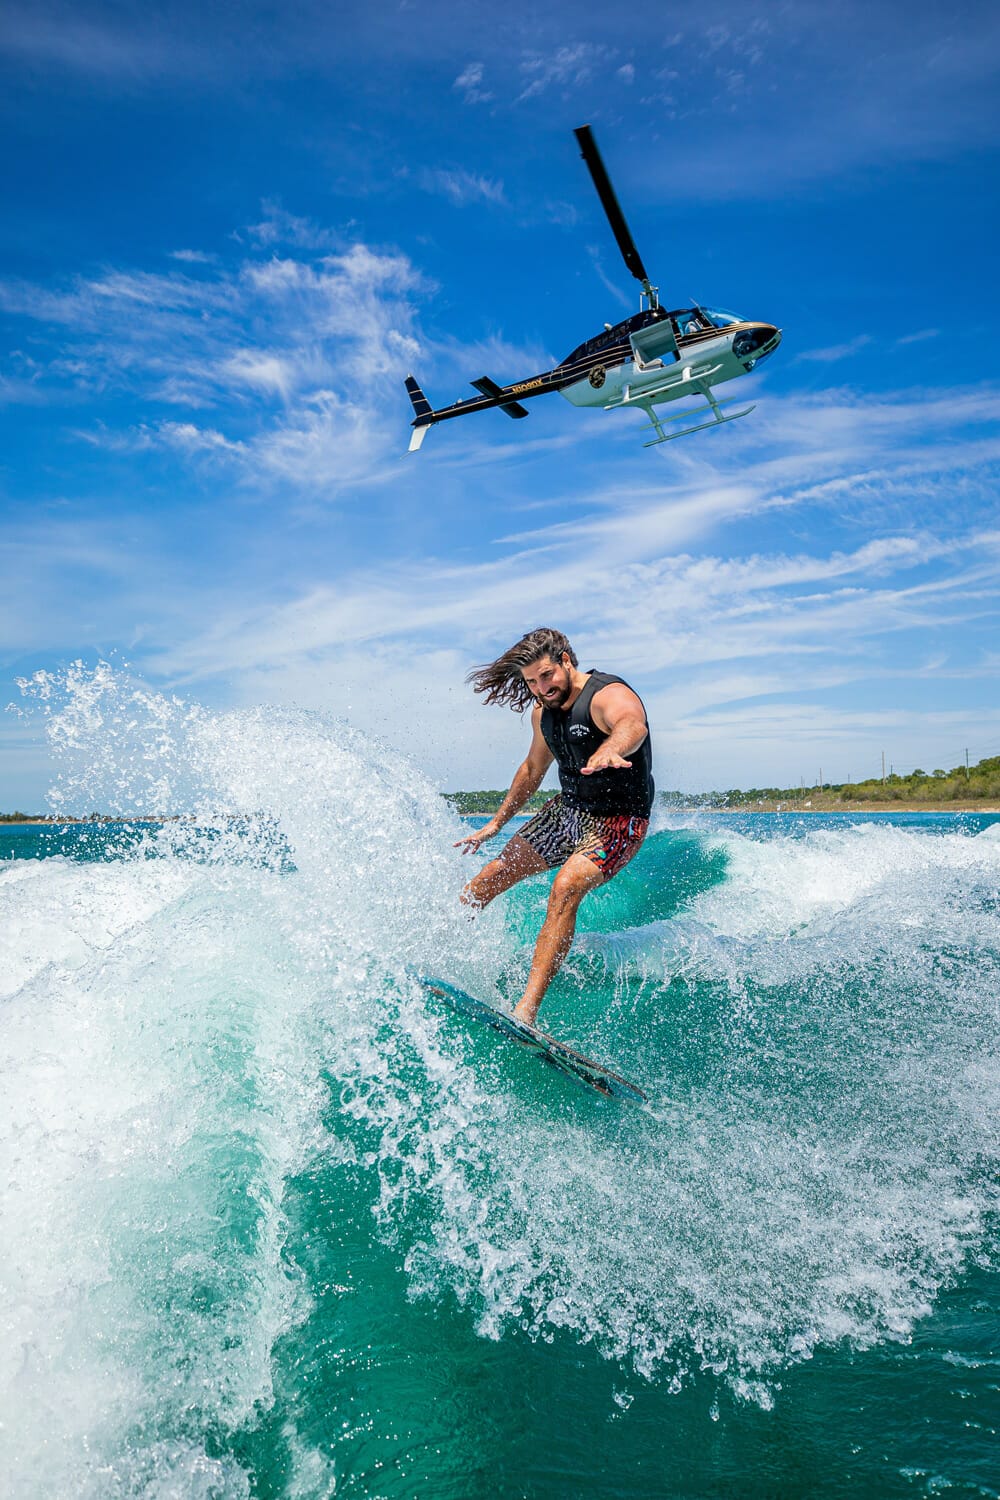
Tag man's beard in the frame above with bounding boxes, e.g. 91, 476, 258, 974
539, 680, 571, 708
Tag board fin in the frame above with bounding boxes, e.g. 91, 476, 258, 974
471, 376, 530, 419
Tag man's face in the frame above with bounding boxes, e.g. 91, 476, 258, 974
522, 653, 573, 708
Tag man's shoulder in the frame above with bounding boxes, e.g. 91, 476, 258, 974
590, 674, 647, 718
590, 672, 638, 699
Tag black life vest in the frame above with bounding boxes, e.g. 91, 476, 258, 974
540, 670, 654, 817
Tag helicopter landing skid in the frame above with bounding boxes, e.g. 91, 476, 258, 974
604, 361, 754, 444
638, 394, 755, 446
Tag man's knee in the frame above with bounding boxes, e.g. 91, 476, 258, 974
549, 864, 598, 909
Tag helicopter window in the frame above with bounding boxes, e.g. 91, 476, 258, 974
702, 307, 744, 328
575, 329, 623, 360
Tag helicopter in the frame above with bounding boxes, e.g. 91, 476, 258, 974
405, 125, 781, 452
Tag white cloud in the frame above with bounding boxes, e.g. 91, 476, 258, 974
517, 42, 615, 101
796, 335, 873, 364
221, 350, 298, 400
243, 202, 342, 252
248, 390, 397, 491
0, 236, 429, 490
417, 168, 506, 206
584, 244, 633, 309
895, 328, 940, 347
453, 61, 492, 104
157, 421, 243, 454
0, 6, 202, 79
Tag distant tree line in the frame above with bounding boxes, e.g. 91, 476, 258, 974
443, 757, 1000, 813
658, 755, 1000, 808
443, 789, 554, 815
0, 812, 161, 823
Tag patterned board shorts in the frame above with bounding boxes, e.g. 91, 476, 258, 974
516, 795, 649, 882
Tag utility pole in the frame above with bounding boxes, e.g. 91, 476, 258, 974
819, 767, 823, 790
881, 751, 886, 785
965, 748, 970, 781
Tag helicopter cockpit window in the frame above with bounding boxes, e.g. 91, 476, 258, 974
702, 307, 744, 328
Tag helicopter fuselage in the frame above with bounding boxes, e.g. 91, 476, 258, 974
556, 307, 780, 410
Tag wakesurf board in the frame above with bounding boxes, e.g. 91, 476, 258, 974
419, 976, 647, 1103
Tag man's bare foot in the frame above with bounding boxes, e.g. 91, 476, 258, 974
512, 997, 541, 1028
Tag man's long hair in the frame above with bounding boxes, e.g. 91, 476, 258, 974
467, 627, 578, 712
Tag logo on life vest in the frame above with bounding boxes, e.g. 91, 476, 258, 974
569, 724, 590, 739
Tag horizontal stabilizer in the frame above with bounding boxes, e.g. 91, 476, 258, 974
471, 376, 529, 419
404, 374, 433, 421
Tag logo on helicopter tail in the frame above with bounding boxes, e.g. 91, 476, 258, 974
589, 365, 606, 389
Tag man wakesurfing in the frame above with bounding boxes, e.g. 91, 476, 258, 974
456, 627, 654, 1025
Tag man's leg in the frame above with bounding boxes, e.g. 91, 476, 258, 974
513, 853, 604, 1026
461, 834, 550, 911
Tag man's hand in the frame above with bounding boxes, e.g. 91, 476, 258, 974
454, 820, 501, 854
581, 747, 633, 775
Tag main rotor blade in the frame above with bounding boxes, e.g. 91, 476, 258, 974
574, 124, 651, 290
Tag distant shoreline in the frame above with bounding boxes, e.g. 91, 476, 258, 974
5, 804, 1000, 826
0, 816, 176, 826
694, 802, 1000, 815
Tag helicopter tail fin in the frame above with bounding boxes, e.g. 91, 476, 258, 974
405, 374, 435, 452
404, 374, 433, 421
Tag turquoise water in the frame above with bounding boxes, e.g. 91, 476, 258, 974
2, 681, 998, 1497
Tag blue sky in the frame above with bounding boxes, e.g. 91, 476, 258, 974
2, 0, 999, 806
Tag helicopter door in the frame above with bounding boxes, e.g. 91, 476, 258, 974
629, 319, 679, 371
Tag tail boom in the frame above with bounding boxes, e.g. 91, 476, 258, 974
404, 368, 556, 451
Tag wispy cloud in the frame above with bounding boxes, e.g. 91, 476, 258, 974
584, 245, 633, 309
453, 61, 492, 105
243, 202, 342, 252
0, 5, 202, 80
417, 168, 506, 206
9, 361, 1000, 791
78, 420, 245, 455
147, 383, 1000, 673
895, 328, 940, 347
517, 42, 615, 101
0, 236, 429, 491
796, 335, 872, 364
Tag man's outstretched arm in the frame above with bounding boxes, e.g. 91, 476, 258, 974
580, 683, 648, 776
454, 706, 554, 852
